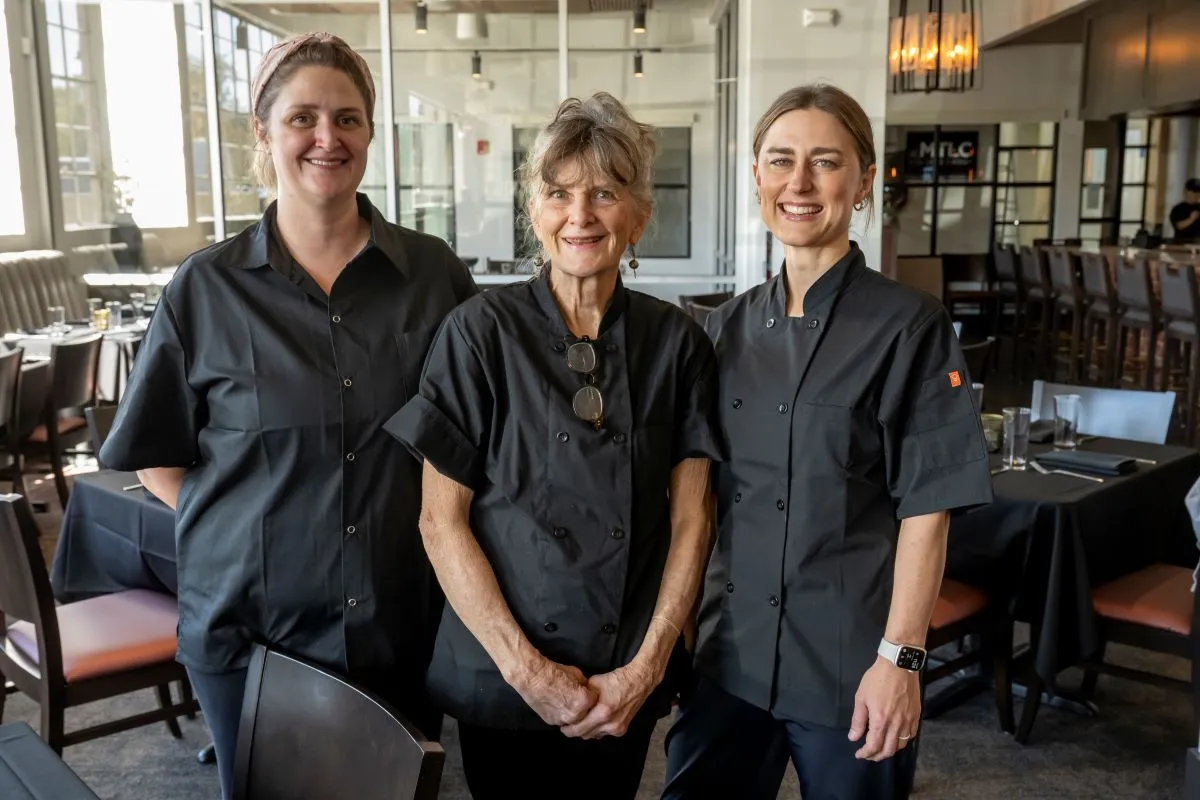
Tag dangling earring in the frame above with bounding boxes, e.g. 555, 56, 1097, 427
853, 199, 866, 211
534, 254, 545, 270
628, 244, 639, 273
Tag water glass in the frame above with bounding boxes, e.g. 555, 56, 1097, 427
106, 301, 124, 329
129, 291, 147, 319
1002, 406, 1031, 471
1054, 393, 1082, 448
46, 305, 65, 336
87, 298, 102, 328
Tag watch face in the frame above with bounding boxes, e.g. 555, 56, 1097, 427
896, 646, 926, 671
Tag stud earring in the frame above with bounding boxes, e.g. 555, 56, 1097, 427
534, 254, 545, 268
853, 200, 866, 211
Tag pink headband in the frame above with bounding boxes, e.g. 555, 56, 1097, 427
251, 32, 375, 120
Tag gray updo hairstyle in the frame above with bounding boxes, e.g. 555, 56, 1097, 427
519, 92, 658, 247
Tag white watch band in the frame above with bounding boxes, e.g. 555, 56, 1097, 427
877, 637, 903, 664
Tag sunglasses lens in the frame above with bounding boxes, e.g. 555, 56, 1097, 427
566, 342, 597, 374
572, 385, 604, 423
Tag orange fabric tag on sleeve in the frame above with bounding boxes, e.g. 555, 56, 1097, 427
948, 371, 962, 388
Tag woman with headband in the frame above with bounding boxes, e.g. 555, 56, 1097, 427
100, 32, 476, 799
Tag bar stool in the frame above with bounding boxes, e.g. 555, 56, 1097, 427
1114, 257, 1161, 391
991, 244, 1023, 374
1157, 262, 1200, 445
1079, 252, 1119, 386
1048, 249, 1085, 382
1017, 246, 1053, 381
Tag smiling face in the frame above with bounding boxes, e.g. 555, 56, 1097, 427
531, 157, 648, 280
753, 108, 875, 251
256, 65, 370, 207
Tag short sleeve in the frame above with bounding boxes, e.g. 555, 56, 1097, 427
878, 308, 992, 519
673, 328, 723, 466
384, 313, 492, 489
99, 298, 202, 470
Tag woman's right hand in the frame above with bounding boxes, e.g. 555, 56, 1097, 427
510, 657, 598, 727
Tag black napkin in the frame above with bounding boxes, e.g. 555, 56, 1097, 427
1035, 449, 1138, 476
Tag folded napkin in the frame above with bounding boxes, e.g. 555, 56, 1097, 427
1035, 449, 1138, 476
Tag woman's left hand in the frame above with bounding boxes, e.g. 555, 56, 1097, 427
847, 656, 922, 761
559, 660, 660, 740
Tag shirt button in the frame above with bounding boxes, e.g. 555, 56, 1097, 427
553, 341, 566, 352
766, 318, 776, 328
557, 431, 569, 443
778, 403, 789, 414
347, 598, 358, 608
343, 378, 353, 388
552, 527, 568, 539
776, 499, 785, 511
611, 528, 625, 540
768, 594, 780, 607
606, 343, 618, 354
331, 314, 342, 324
345, 524, 357, 536
726, 582, 735, 593
345, 452, 356, 462
544, 622, 558, 633
734, 493, 742, 503
601, 623, 617, 634
732, 398, 742, 409
808, 318, 819, 329
613, 432, 627, 444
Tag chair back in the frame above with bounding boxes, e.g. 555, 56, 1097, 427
679, 292, 733, 309
48, 335, 103, 411
960, 337, 994, 385
1030, 380, 1176, 444
893, 257, 944, 301
1115, 258, 1155, 314
84, 406, 118, 463
1019, 247, 1049, 292
1049, 250, 1081, 299
0, 348, 22, 446
0, 494, 64, 685
233, 645, 444, 800
1080, 252, 1116, 305
1157, 263, 1199, 324
992, 244, 1019, 284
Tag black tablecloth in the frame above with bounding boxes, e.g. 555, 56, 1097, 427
0, 722, 100, 799
50, 470, 176, 603
947, 437, 1200, 684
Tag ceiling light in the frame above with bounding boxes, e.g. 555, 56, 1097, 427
415, 1, 428, 34
633, 4, 646, 34
471, 51, 482, 79
633, 51, 644, 77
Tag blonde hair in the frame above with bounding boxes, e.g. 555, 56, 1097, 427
753, 84, 877, 224
251, 33, 376, 191
518, 93, 657, 248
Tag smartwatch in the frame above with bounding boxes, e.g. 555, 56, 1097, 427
877, 638, 927, 671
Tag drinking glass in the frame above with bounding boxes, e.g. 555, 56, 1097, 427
106, 301, 124, 329
1002, 406, 1031, 471
46, 305, 65, 336
87, 298, 102, 328
128, 292, 147, 320
1054, 393, 1082, 448
970, 382, 985, 411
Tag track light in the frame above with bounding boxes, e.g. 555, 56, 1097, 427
415, 1, 427, 34
633, 51, 643, 77
471, 51, 482, 79
633, 4, 646, 34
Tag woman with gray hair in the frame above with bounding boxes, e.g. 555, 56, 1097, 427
386, 92, 720, 797
100, 32, 476, 799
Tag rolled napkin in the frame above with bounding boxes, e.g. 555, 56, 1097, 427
1035, 449, 1138, 476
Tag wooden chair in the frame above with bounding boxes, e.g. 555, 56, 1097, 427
0, 348, 23, 496
1078, 564, 1199, 724
922, 578, 1015, 734
1114, 258, 1161, 391
1047, 250, 1086, 381
233, 644, 444, 800
1157, 263, 1200, 445
83, 405, 118, 466
1017, 247, 1054, 381
1079, 252, 1119, 385
0, 493, 197, 753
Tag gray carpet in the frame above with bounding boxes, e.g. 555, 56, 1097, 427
2, 644, 1192, 799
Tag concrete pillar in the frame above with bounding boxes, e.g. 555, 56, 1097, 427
1165, 117, 1197, 211
733, 0, 890, 295
1053, 119, 1084, 240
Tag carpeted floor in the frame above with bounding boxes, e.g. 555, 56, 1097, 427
6, 442, 1196, 799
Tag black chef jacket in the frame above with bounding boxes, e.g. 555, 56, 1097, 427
693, 243, 993, 728
1169, 201, 1199, 242
386, 272, 722, 730
100, 193, 478, 679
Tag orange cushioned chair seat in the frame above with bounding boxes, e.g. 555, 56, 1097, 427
1091, 563, 1193, 636
930, 579, 989, 629
5, 589, 179, 682
26, 415, 87, 443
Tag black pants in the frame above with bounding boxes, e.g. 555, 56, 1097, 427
662, 675, 917, 800
186, 667, 249, 800
458, 719, 657, 800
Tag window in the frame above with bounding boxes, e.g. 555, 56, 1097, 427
0, 0, 24, 237
639, 127, 691, 259
1079, 146, 1107, 247
183, 5, 212, 221
993, 122, 1056, 248
1117, 119, 1150, 240
45, 0, 104, 229
397, 122, 454, 249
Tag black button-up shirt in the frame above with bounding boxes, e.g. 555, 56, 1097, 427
694, 244, 992, 728
386, 273, 721, 729
100, 194, 478, 677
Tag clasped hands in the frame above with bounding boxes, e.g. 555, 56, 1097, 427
510, 655, 659, 740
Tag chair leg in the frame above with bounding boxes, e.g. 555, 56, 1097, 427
44, 414, 70, 510
1186, 339, 1200, 446
41, 696, 65, 755
1015, 673, 1044, 745
992, 613, 1015, 735
156, 684, 183, 739
1079, 641, 1105, 702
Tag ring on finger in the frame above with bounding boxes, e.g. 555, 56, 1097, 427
898, 734, 912, 741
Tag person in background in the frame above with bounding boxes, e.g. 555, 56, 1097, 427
1168, 178, 1200, 243
99, 32, 476, 800
662, 83, 993, 800
387, 92, 721, 799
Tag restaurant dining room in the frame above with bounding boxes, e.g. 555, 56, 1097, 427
4, 0, 1200, 798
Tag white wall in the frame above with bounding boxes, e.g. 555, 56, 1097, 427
734, 0, 890, 294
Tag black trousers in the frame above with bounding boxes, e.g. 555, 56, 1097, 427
458, 719, 657, 800
662, 674, 917, 800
